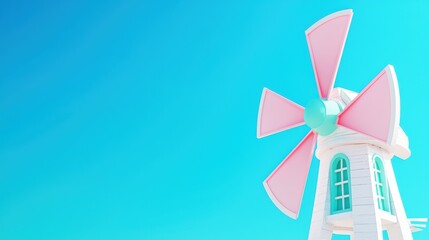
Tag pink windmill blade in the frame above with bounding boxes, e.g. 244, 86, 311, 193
306, 10, 353, 99
263, 131, 317, 219
337, 65, 400, 145
257, 88, 305, 138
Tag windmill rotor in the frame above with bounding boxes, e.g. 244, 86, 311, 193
257, 9, 401, 219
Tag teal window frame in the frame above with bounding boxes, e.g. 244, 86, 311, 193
330, 153, 352, 214
372, 155, 392, 213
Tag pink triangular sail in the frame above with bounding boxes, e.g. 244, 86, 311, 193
263, 131, 317, 219
257, 88, 305, 138
338, 65, 400, 144
306, 9, 353, 99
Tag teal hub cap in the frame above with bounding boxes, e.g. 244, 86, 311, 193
304, 99, 341, 136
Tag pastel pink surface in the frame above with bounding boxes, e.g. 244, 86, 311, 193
263, 131, 317, 219
257, 88, 304, 138
306, 10, 353, 99
338, 65, 399, 144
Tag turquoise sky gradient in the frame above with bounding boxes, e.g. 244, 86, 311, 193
1, 1, 428, 239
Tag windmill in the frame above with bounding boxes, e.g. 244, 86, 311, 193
256, 10, 427, 240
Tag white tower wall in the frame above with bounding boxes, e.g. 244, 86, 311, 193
382, 152, 413, 239
308, 153, 333, 240
308, 125, 413, 240
347, 144, 383, 239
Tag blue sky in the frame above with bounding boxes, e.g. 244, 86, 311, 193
0, 1, 428, 239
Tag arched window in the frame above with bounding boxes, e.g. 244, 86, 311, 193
330, 154, 352, 214
373, 155, 391, 213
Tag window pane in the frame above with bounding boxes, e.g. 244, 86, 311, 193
336, 172, 341, 182
341, 159, 347, 167
384, 199, 390, 212
343, 171, 348, 181
378, 186, 384, 197
344, 183, 349, 195
336, 199, 343, 211
382, 199, 387, 210
336, 159, 342, 169
377, 172, 382, 182
344, 197, 350, 209
375, 159, 381, 170
336, 185, 342, 196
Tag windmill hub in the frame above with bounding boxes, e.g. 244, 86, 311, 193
304, 99, 341, 136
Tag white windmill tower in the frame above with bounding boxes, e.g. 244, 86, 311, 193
256, 10, 427, 240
